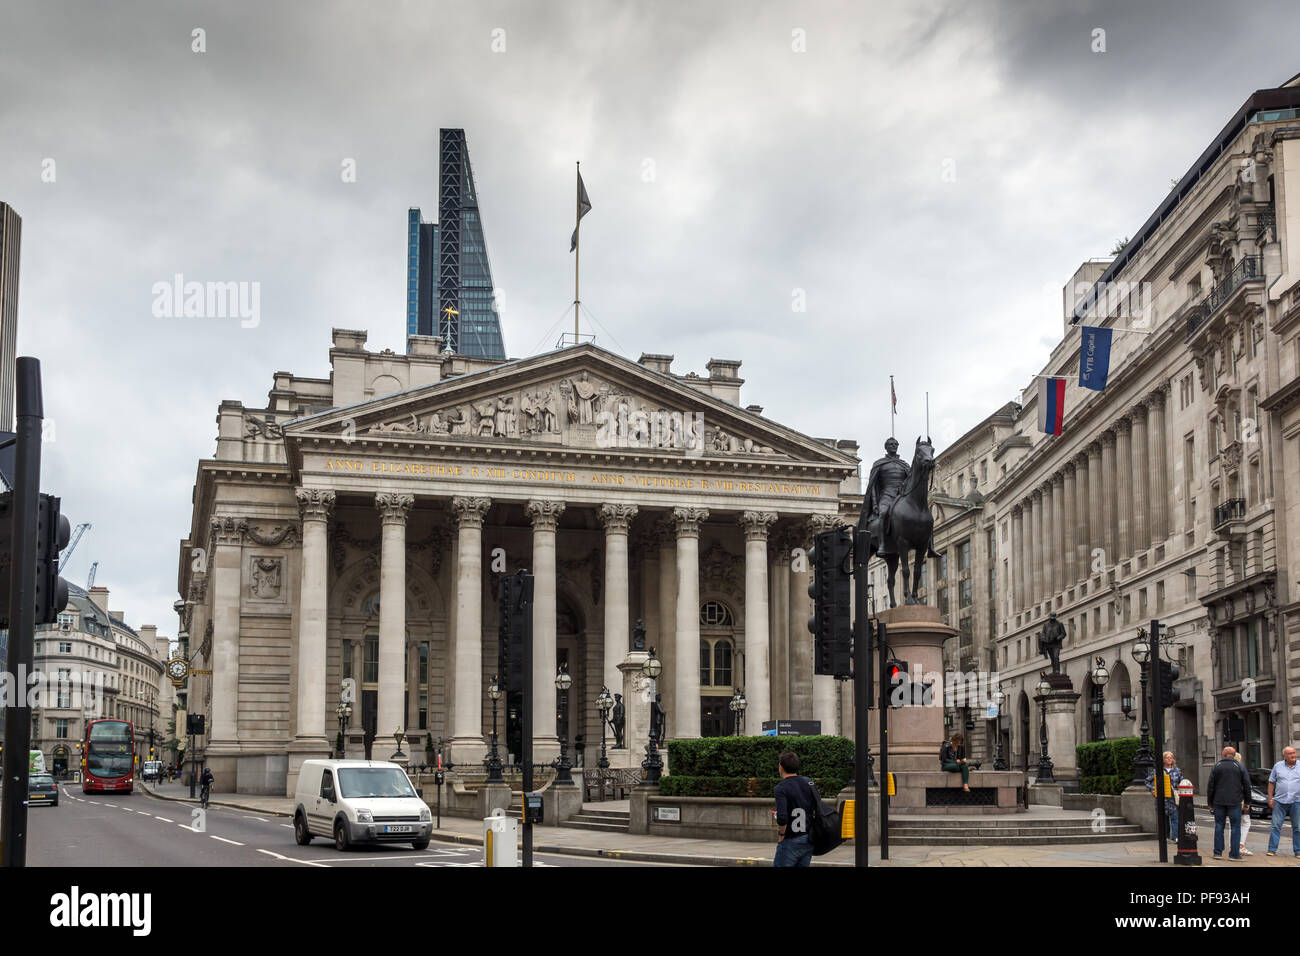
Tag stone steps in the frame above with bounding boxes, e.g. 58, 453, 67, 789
886, 815, 1153, 846
503, 804, 630, 832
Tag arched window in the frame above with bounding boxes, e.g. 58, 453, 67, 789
700, 638, 735, 691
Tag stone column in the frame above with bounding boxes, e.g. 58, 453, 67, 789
740, 511, 776, 729
1115, 417, 1133, 560
769, 527, 794, 720
1062, 464, 1077, 587
1075, 452, 1091, 582
375, 492, 413, 749
1131, 404, 1150, 553
808, 514, 841, 731
209, 516, 247, 756
1041, 482, 1054, 604
656, 521, 678, 725
527, 499, 565, 760
1086, 442, 1103, 576
672, 507, 708, 740
291, 491, 334, 784
600, 504, 638, 693
1011, 506, 1024, 611
1030, 490, 1043, 607
449, 496, 490, 764
1149, 388, 1170, 542
1100, 430, 1117, 567
1051, 473, 1065, 594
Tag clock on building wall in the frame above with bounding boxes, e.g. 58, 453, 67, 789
166, 657, 190, 687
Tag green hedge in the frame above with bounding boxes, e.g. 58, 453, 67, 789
1075, 737, 1142, 792
660, 775, 849, 798
665, 735, 854, 780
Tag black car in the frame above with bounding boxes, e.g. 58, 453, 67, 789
1247, 768, 1271, 819
27, 773, 58, 807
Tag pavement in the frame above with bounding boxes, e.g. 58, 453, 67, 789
143, 779, 857, 867
139, 779, 1300, 867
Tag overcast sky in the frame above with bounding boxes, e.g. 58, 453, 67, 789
2, 0, 1298, 638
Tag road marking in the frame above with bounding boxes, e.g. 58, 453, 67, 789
178, 824, 200, 832
256, 848, 329, 867
88, 801, 99, 805
251, 817, 267, 823
155, 816, 174, 822
210, 836, 245, 846
279, 824, 293, 829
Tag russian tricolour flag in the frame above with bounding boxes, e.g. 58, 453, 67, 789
1038, 377, 1067, 436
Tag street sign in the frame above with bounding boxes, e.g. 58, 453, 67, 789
760, 719, 823, 737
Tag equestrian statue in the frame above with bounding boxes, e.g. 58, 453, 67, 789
857, 436, 941, 608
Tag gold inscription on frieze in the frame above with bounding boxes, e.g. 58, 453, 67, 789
321, 459, 823, 496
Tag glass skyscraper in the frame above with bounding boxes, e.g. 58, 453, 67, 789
405, 129, 506, 360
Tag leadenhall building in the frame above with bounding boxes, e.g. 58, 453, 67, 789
177, 330, 861, 794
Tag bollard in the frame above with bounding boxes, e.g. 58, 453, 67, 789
1173, 779, 1201, 866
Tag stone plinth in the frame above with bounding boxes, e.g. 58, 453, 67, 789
1042, 683, 1081, 786
887, 770, 1028, 813
869, 605, 955, 772
611, 651, 653, 769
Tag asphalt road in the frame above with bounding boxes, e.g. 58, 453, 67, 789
27, 786, 682, 867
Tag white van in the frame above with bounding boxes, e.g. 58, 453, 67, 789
292, 759, 432, 851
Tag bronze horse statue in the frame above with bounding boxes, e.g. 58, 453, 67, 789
873, 437, 936, 608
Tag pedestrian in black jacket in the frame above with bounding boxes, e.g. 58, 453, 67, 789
1206, 746, 1252, 860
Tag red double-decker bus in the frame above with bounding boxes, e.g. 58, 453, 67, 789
82, 719, 135, 794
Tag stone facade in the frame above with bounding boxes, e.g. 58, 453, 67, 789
178, 335, 864, 795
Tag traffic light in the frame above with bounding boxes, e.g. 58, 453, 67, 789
808, 527, 852, 678
498, 570, 533, 695
35, 493, 71, 625
1156, 659, 1179, 709
0, 491, 72, 626
884, 659, 909, 708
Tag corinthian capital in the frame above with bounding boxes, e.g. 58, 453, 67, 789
452, 496, 492, 528
296, 488, 336, 522
527, 499, 567, 532
739, 510, 777, 540
671, 506, 710, 537
375, 492, 414, 524
598, 503, 638, 534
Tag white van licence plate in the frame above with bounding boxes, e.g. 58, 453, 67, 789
385, 825, 413, 834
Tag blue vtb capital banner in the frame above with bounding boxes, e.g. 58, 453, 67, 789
1079, 326, 1112, 391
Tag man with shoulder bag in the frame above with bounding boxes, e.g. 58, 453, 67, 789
773, 750, 843, 866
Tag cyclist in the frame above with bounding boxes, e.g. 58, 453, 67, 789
199, 766, 215, 808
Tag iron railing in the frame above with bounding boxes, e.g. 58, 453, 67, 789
1212, 498, 1246, 530
1186, 255, 1263, 339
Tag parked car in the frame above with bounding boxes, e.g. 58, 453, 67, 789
28, 773, 58, 807
1248, 768, 1272, 819
292, 759, 432, 852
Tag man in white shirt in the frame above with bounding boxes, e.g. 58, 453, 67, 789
1266, 746, 1300, 857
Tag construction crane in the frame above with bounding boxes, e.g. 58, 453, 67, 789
58, 522, 91, 572
87, 562, 98, 589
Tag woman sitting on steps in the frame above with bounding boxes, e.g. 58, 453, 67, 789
940, 733, 972, 792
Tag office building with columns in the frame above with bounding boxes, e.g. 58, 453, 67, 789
954, 77, 1300, 790
177, 330, 862, 795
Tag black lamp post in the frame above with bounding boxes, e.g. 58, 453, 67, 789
1035, 674, 1055, 783
1091, 656, 1110, 742
728, 689, 747, 736
335, 701, 352, 759
1131, 631, 1155, 786
486, 675, 504, 783
596, 687, 613, 770
391, 728, 407, 761
555, 664, 574, 785
641, 647, 664, 785
992, 687, 1008, 771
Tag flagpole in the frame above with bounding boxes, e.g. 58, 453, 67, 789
890, 375, 895, 439
574, 161, 581, 342
926, 392, 930, 441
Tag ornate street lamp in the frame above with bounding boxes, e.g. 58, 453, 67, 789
641, 647, 665, 785
391, 727, 407, 761
1091, 656, 1110, 742
729, 689, 748, 736
485, 675, 504, 783
992, 687, 1008, 771
555, 664, 574, 785
596, 686, 613, 771
335, 701, 352, 759
1131, 631, 1155, 785
1035, 673, 1055, 783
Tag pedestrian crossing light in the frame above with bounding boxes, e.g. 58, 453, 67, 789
885, 659, 909, 708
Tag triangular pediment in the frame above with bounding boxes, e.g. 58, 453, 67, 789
284, 344, 856, 468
